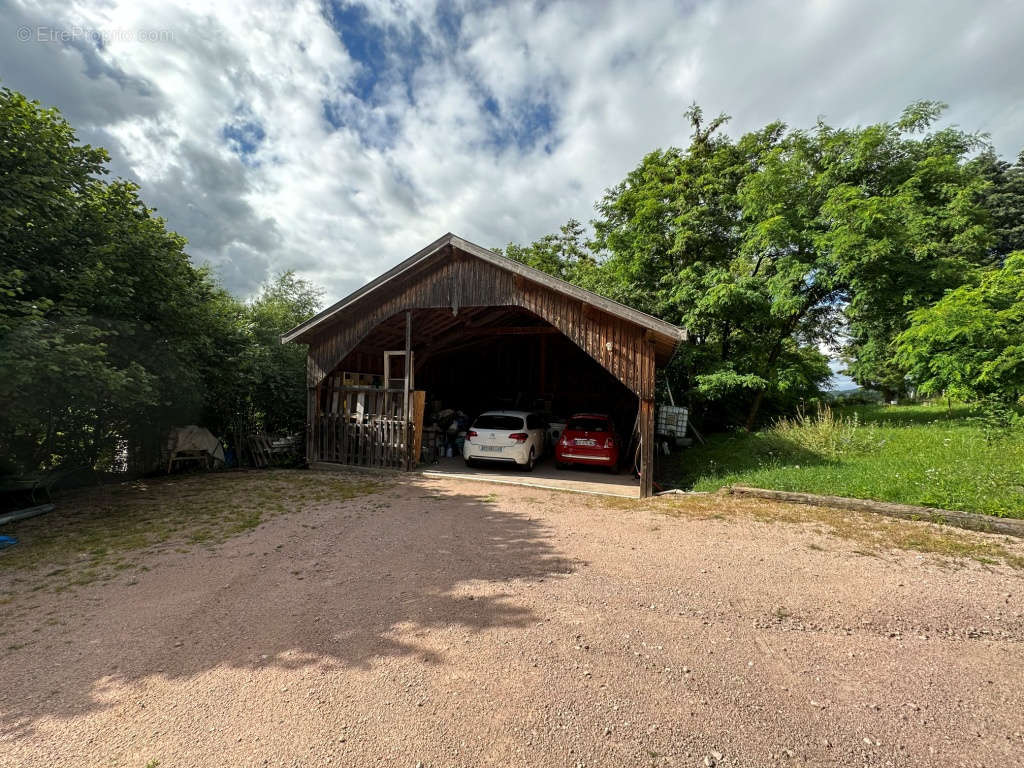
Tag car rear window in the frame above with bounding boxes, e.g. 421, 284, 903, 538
474, 414, 525, 430
567, 417, 610, 432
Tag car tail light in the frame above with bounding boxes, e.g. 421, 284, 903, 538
604, 437, 615, 448
467, 430, 477, 442
509, 432, 528, 442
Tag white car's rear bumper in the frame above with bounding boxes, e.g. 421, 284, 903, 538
463, 442, 531, 465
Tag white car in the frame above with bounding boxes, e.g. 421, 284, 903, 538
463, 410, 546, 471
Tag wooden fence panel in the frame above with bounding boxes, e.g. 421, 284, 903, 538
312, 387, 411, 469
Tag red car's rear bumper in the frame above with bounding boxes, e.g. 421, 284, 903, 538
555, 445, 619, 467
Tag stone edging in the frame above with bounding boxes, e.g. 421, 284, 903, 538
724, 485, 1024, 539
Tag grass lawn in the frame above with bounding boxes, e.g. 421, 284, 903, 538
670, 402, 1024, 518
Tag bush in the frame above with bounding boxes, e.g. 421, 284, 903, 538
969, 395, 1024, 441
764, 405, 880, 460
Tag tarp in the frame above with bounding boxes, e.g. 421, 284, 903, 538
167, 425, 225, 463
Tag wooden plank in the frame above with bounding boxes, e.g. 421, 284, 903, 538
345, 410, 352, 465
728, 486, 1024, 538
371, 394, 379, 467
413, 395, 427, 464
356, 414, 364, 466
379, 394, 387, 468
403, 310, 412, 470
327, 413, 334, 462
306, 383, 316, 463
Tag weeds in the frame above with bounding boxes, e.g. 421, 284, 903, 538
765, 404, 880, 460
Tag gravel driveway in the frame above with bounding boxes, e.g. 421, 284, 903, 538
1, 471, 1022, 767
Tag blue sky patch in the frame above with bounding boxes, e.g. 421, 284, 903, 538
321, 1, 429, 105
322, 98, 346, 131
485, 97, 559, 153
321, 96, 401, 149
222, 107, 266, 165
434, 0, 463, 44
322, 1, 388, 102
321, 2, 557, 154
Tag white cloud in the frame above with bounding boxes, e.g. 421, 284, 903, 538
2, 0, 1022, 300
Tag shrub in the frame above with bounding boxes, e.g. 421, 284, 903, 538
969, 395, 1024, 441
764, 405, 879, 460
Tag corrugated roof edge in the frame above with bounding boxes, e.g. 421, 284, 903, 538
280, 233, 687, 344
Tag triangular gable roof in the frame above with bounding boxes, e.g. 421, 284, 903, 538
281, 233, 686, 345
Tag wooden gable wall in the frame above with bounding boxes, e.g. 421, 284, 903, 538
305, 245, 657, 399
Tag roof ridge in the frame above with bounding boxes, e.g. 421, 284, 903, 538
281, 233, 686, 344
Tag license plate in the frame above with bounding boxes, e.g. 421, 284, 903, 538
481, 445, 503, 452
575, 439, 596, 446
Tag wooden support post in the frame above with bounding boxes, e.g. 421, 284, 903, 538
307, 385, 318, 463
306, 354, 318, 464
539, 333, 548, 394
639, 337, 657, 498
403, 310, 412, 470
411, 389, 426, 467
640, 398, 654, 498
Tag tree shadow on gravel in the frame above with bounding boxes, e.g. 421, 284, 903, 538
0, 473, 580, 740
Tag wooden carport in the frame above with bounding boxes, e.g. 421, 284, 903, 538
282, 233, 685, 497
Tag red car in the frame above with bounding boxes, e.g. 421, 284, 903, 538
555, 413, 620, 471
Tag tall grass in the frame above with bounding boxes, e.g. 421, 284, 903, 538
764, 405, 879, 460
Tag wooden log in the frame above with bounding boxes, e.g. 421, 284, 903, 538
727, 485, 1024, 538
0, 503, 56, 526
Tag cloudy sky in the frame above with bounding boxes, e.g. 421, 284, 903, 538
3, 0, 1023, 303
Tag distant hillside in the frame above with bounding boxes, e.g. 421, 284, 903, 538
828, 386, 883, 402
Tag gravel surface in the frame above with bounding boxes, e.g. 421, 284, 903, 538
2, 472, 1023, 767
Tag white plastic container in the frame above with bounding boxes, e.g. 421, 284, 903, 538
656, 405, 688, 438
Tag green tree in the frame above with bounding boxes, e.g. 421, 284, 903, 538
591, 103, 993, 425
593, 107, 835, 428
0, 88, 163, 471
975, 149, 1024, 261
0, 87, 248, 472
234, 272, 323, 436
897, 252, 1024, 405
497, 218, 595, 284
509, 103, 993, 427
0, 86, 326, 473
820, 102, 993, 399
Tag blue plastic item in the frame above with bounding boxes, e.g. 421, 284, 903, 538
0, 535, 17, 550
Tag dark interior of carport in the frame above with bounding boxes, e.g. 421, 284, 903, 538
326, 306, 641, 456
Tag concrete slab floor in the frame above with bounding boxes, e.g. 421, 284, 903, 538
419, 455, 640, 498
